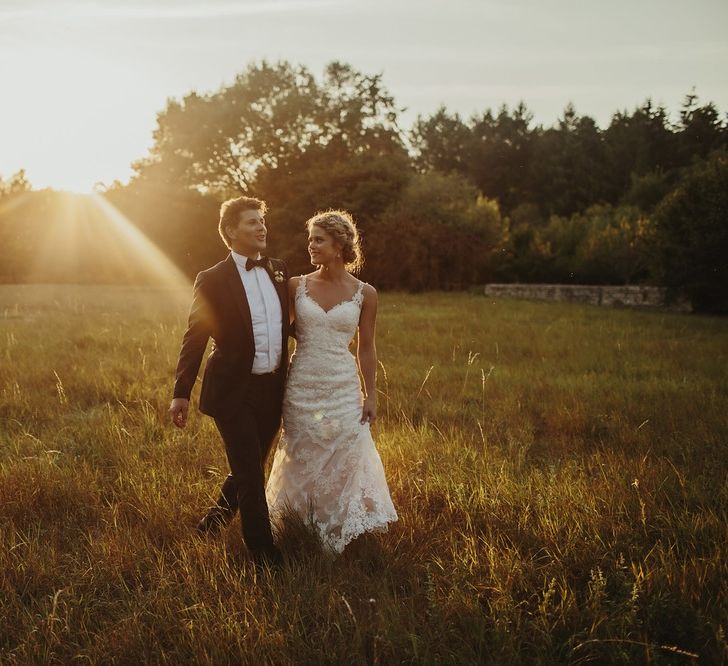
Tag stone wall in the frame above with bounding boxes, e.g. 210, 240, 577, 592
483, 284, 692, 312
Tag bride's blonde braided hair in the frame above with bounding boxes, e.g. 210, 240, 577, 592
306, 210, 364, 274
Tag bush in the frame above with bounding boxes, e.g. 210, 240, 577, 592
652, 150, 728, 312
365, 172, 504, 291
501, 204, 653, 285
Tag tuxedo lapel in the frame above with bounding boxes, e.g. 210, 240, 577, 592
270, 261, 289, 342
222, 254, 254, 342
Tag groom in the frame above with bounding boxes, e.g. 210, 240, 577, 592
169, 196, 289, 567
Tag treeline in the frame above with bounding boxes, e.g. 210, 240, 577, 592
1, 61, 726, 311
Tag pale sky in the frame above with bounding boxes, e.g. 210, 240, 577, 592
1, 0, 727, 192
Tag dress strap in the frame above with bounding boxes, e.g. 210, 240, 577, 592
353, 280, 366, 306
296, 274, 307, 299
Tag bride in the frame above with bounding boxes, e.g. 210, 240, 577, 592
266, 210, 398, 553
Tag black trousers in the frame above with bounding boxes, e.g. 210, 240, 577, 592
212, 371, 283, 559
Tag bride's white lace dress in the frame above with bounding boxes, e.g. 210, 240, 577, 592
266, 275, 398, 553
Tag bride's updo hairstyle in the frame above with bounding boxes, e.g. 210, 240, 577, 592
306, 210, 364, 274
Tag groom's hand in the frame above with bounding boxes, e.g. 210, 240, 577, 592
169, 398, 189, 428
361, 396, 377, 425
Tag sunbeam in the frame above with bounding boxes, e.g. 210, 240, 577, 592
88, 194, 192, 289
3, 190, 192, 290
0, 191, 34, 218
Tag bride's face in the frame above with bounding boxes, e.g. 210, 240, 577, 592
308, 225, 341, 266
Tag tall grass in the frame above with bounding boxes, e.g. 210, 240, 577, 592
1, 285, 726, 664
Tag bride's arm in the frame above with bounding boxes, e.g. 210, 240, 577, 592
357, 284, 378, 424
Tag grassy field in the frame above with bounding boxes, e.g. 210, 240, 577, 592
1, 284, 726, 664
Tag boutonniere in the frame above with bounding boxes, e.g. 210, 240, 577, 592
264, 260, 284, 283
273, 270, 284, 283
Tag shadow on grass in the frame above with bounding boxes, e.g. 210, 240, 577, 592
272, 504, 389, 578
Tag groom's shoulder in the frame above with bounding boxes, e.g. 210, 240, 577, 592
199, 256, 231, 277
192, 256, 230, 290
267, 256, 287, 272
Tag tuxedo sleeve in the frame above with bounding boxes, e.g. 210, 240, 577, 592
173, 272, 212, 400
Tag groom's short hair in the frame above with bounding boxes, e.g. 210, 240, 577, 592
218, 196, 268, 248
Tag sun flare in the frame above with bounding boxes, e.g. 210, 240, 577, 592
2, 191, 191, 289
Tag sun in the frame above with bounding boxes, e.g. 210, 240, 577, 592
1, 32, 144, 194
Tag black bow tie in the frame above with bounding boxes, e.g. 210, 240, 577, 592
245, 257, 268, 271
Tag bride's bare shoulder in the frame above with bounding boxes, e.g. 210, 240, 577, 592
287, 274, 302, 296
360, 281, 377, 305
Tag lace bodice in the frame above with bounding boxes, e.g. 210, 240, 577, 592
293, 275, 365, 360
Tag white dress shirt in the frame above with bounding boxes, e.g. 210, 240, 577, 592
231, 251, 283, 374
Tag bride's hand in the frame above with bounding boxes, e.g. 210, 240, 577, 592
360, 396, 377, 425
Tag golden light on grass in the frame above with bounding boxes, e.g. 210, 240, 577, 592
0, 288, 726, 662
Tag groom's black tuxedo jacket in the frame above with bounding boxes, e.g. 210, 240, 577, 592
173, 254, 290, 418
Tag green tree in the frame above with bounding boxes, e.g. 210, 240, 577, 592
409, 103, 539, 214
652, 150, 728, 312
531, 104, 611, 216
366, 172, 504, 291
257, 147, 412, 277
621, 170, 675, 212
677, 92, 728, 164
604, 100, 677, 204
410, 107, 472, 175
133, 61, 403, 198
133, 63, 320, 194
575, 205, 653, 284
466, 102, 537, 212
500, 204, 653, 285
0, 169, 31, 198
127, 60, 410, 275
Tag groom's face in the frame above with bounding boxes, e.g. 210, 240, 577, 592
229, 208, 267, 256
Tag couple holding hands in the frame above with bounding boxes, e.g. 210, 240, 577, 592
169, 197, 397, 568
